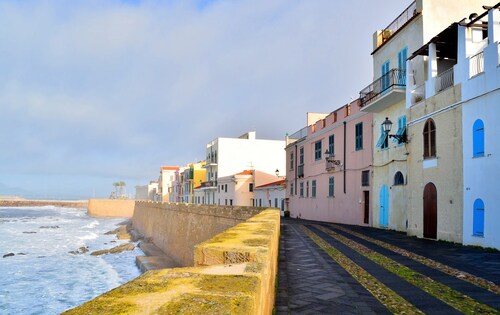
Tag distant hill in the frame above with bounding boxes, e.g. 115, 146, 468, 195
0, 182, 31, 199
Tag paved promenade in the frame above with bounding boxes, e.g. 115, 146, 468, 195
276, 218, 500, 314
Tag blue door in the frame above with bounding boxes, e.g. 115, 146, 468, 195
380, 185, 389, 227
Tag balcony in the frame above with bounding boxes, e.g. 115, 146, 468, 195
360, 68, 406, 112
470, 51, 484, 77
297, 164, 304, 178
376, 1, 418, 49
200, 180, 217, 189
435, 67, 454, 93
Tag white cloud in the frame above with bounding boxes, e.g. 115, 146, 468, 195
0, 0, 406, 197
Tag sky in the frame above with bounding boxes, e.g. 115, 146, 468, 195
0, 0, 409, 199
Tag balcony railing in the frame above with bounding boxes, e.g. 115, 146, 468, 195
435, 67, 454, 93
200, 180, 217, 188
297, 164, 304, 178
470, 51, 484, 77
360, 68, 406, 107
378, 1, 418, 45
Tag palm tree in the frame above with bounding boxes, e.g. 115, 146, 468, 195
119, 181, 126, 198
113, 182, 120, 198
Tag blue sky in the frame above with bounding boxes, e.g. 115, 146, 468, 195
0, 0, 409, 199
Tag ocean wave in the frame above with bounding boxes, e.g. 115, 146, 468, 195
83, 220, 99, 229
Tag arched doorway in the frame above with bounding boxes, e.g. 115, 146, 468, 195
423, 183, 437, 239
379, 185, 389, 227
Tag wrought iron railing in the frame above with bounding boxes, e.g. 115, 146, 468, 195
435, 67, 454, 93
470, 51, 484, 77
360, 68, 406, 107
378, 1, 418, 44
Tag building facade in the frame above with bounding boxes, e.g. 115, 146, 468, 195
200, 131, 285, 205
158, 166, 179, 202
285, 100, 373, 225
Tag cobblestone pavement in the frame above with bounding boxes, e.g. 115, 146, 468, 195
275, 218, 500, 314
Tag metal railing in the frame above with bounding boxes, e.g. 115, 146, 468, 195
378, 1, 418, 44
200, 180, 217, 188
410, 83, 425, 106
435, 67, 454, 93
470, 51, 484, 77
360, 68, 406, 107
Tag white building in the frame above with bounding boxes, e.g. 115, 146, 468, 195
135, 181, 159, 201
254, 179, 286, 214
158, 166, 179, 202
459, 5, 500, 249
200, 131, 286, 205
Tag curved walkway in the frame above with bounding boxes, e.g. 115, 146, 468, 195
276, 218, 500, 314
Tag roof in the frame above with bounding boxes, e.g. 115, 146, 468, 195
235, 170, 254, 176
161, 166, 180, 171
255, 179, 286, 189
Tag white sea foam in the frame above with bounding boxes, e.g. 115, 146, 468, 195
0, 206, 142, 314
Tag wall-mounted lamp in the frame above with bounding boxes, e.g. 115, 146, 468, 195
324, 150, 342, 169
382, 117, 407, 143
275, 169, 286, 179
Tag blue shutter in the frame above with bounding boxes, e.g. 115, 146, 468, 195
473, 199, 485, 236
376, 125, 388, 148
381, 61, 390, 91
473, 119, 484, 157
398, 48, 408, 85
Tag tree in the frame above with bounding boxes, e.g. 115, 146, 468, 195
119, 181, 126, 197
113, 182, 120, 197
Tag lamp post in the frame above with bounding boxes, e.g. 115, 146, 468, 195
382, 117, 407, 143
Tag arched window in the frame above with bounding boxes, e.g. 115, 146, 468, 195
394, 171, 405, 185
473, 119, 484, 157
473, 199, 485, 236
423, 119, 436, 158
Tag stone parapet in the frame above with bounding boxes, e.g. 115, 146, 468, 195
63, 208, 280, 315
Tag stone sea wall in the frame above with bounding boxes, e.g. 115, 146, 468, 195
0, 199, 88, 208
87, 199, 135, 218
64, 209, 280, 315
132, 201, 263, 267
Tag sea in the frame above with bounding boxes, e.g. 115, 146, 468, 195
0, 206, 144, 314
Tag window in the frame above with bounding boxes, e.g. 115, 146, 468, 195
361, 170, 370, 187
376, 125, 389, 149
259, 199, 262, 207
300, 182, 304, 197
328, 177, 335, 197
314, 140, 322, 160
249, 183, 254, 192
306, 181, 309, 198
251, 198, 255, 206
274, 198, 278, 208
473, 119, 484, 157
398, 47, 408, 85
299, 147, 304, 165
382, 60, 390, 91
393, 116, 407, 144
312, 180, 316, 198
225, 184, 227, 193
225, 199, 228, 205
423, 119, 436, 158
328, 134, 335, 155
473, 199, 485, 236
229, 199, 233, 206
394, 171, 404, 185
290, 183, 294, 196
290, 152, 294, 170
355, 123, 363, 150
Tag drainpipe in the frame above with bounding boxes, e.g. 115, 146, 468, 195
343, 121, 347, 194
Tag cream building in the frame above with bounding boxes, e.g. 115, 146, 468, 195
135, 181, 159, 201
158, 166, 179, 202
360, 0, 493, 233
217, 170, 279, 207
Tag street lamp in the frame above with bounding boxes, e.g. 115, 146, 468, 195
382, 117, 407, 143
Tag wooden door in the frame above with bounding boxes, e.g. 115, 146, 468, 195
423, 183, 437, 239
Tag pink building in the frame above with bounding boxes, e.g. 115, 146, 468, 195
285, 99, 373, 225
